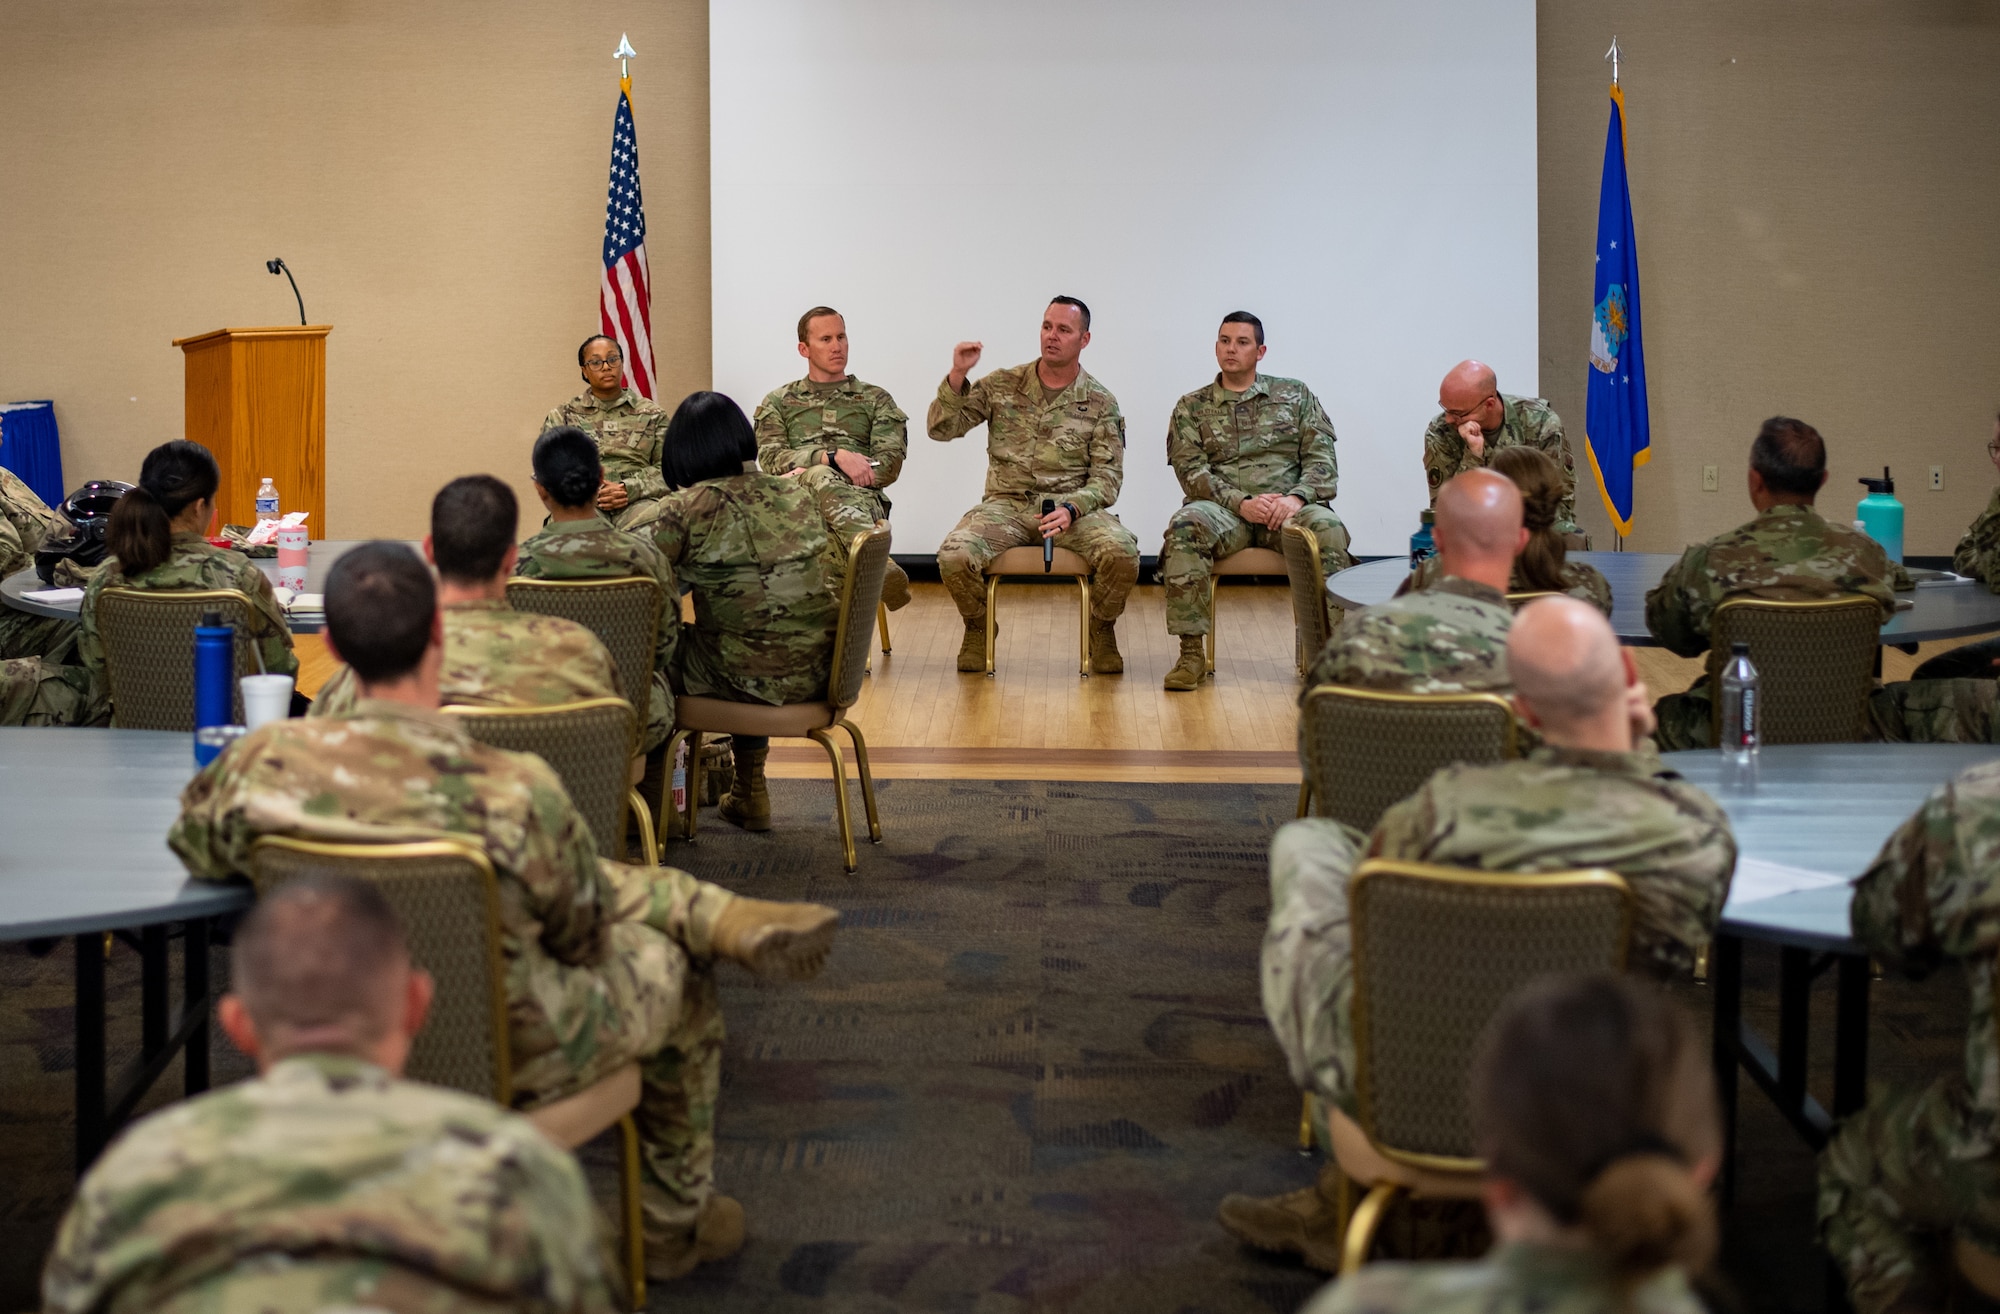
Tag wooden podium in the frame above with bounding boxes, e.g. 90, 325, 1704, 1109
171, 326, 330, 532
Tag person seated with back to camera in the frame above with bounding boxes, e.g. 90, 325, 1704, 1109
1403, 446, 1611, 615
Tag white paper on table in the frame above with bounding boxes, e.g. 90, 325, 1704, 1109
242, 512, 309, 547
289, 592, 324, 613
22, 587, 84, 604
1728, 856, 1849, 907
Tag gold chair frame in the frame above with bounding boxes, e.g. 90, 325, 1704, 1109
248, 835, 647, 1308
1281, 522, 1335, 679
982, 545, 1093, 677
441, 696, 653, 867
96, 586, 262, 729
1335, 858, 1633, 1272
663, 523, 890, 871
1202, 546, 1289, 676
1298, 685, 1519, 835
1504, 590, 1565, 609
1706, 594, 1883, 747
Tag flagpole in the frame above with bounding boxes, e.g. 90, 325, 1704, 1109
1606, 35, 1624, 552
615, 31, 637, 101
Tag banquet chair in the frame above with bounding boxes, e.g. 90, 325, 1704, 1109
1204, 546, 1288, 676
1707, 595, 1882, 746
96, 587, 259, 729
982, 545, 1093, 677
1298, 686, 1519, 833
1282, 522, 1337, 678
444, 697, 651, 866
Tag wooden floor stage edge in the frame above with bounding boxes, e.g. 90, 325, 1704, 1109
764, 744, 1301, 783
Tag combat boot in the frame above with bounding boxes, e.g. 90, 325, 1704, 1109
1163, 635, 1207, 691
957, 616, 992, 673
709, 896, 839, 979
1216, 1161, 1346, 1273
1089, 617, 1124, 674
717, 742, 770, 831
881, 559, 912, 611
646, 1194, 746, 1280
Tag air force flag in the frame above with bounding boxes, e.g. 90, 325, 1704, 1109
1585, 84, 1650, 537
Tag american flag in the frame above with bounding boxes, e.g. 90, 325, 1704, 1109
600, 83, 657, 399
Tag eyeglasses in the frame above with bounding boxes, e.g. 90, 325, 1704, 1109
1441, 393, 1497, 424
584, 355, 624, 369
1987, 439, 2000, 456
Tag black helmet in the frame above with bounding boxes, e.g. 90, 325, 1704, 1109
61, 480, 135, 527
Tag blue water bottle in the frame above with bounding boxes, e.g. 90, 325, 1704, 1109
1409, 509, 1436, 570
1856, 468, 1904, 564
193, 611, 235, 766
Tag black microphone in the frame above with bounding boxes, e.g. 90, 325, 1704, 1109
1042, 498, 1056, 572
265, 258, 306, 325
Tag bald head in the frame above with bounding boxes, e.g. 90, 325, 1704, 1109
228, 875, 416, 1064
1434, 469, 1526, 589
1508, 596, 1629, 739
1440, 359, 1498, 406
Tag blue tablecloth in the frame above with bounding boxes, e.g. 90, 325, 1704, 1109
0, 402, 64, 508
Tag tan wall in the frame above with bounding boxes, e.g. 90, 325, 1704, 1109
0, 0, 709, 540
6, 3, 1995, 556
1539, 0, 2000, 555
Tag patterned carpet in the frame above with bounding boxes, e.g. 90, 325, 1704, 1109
0, 777, 1969, 1312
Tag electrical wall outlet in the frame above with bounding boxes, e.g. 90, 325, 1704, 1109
1931, 465, 1945, 491
1702, 465, 1719, 491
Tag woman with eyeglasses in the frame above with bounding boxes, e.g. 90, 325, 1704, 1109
540, 333, 671, 529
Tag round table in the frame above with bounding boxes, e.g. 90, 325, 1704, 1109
1327, 552, 2000, 647
1, 540, 388, 634
0, 727, 252, 1169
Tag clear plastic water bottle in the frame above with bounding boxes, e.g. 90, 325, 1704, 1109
255, 478, 281, 523
1719, 641, 1760, 762
1409, 509, 1437, 570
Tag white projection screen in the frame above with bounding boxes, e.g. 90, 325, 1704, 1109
711, 1, 1537, 558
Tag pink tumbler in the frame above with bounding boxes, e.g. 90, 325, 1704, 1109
276, 526, 309, 592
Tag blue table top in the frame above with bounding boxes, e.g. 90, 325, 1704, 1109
1668, 743, 2000, 952
0, 728, 251, 940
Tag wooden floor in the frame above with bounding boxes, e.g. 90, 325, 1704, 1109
291, 582, 1969, 784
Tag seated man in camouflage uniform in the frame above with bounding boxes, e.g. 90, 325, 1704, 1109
313, 474, 621, 720
929, 296, 1141, 674
1646, 416, 1896, 750
1301, 468, 1525, 699
1908, 410, 2000, 682
754, 306, 913, 611
1223, 597, 1736, 1272
42, 875, 619, 1312
170, 542, 841, 1279
0, 428, 77, 664
516, 425, 677, 755
1422, 359, 1579, 537
1820, 758, 2000, 1314
541, 334, 670, 529
1160, 312, 1353, 691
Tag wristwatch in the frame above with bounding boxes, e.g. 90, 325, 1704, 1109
1062, 501, 1081, 525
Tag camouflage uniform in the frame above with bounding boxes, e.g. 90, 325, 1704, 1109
542, 388, 670, 530
78, 531, 296, 723
1300, 1243, 1707, 1313
514, 516, 677, 753
1909, 487, 2000, 681
1406, 551, 1613, 616
1160, 375, 1353, 635
1264, 746, 1735, 1112
627, 472, 838, 707
927, 363, 1140, 622
310, 599, 620, 723
1644, 503, 1895, 750
754, 375, 909, 598
1303, 576, 1513, 696
167, 700, 739, 1245
0, 464, 79, 663
1422, 395, 1578, 535
1820, 759, 2000, 1314
41, 1052, 617, 1314
0, 656, 98, 727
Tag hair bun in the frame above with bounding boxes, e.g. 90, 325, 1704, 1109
1577, 1154, 1715, 1279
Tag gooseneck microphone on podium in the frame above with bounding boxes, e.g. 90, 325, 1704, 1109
1042, 498, 1056, 572
265, 258, 306, 325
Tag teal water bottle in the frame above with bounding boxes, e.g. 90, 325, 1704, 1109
1409, 509, 1436, 570
1856, 467, 1904, 564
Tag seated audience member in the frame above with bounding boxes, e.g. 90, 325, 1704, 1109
1422, 359, 1579, 535
1406, 446, 1611, 615
1304, 468, 1526, 695
169, 541, 840, 1279
515, 425, 678, 753
542, 333, 669, 528
1304, 973, 1718, 1313
1820, 757, 2000, 1314
1908, 409, 2000, 681
1223, 596, 1735, 1270
625, 392, 839, 833
313, 475, 619, 717
41, 875, 619, 1313
76, 440, 297, 722
0, 425, 79, 663
1644, 416, 1895, 750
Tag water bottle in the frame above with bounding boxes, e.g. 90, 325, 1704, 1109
194, 611, 237, 766
1855, 468, 1904, 564
671, 740, 689, 815
1409, 509, 1437, 570
1718, 642, 1760, 762
255, 478, 281, 523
